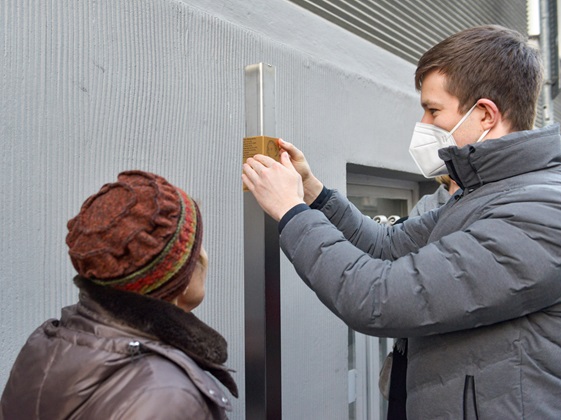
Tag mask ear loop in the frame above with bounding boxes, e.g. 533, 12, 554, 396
476, 128, 491, 143
448, 103, 479, 136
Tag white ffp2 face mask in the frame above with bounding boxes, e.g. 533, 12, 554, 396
408, 123, 456, 178
408, 103, 490, 178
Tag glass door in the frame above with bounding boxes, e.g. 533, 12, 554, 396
346, 172, 418, 420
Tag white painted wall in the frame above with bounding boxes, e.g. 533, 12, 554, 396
0, 0, 420, 418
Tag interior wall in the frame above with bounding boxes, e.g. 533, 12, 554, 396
0, 0, 420, 418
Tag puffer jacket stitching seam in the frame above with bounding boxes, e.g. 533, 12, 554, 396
369, 280, 379, 320
36, 338, 62, 419
370, 262, 391, 320
54, 317, 152, 356
517, 331, 525, 419
112, 386, 212, 419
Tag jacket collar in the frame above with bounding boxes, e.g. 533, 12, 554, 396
439, 124, 561, 192
74, 275, 238, 397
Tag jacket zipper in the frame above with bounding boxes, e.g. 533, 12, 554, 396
463, 375, 480, 420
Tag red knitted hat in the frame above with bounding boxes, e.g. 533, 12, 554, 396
66, 170, 202, 301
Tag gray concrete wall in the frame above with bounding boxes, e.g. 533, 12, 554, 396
0, 0, 420, 418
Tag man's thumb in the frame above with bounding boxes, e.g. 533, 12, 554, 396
280, 151, 294, 169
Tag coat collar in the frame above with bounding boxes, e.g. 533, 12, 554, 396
439, 124, 561, 192
74, 275, 238, 398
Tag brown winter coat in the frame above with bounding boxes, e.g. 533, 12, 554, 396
1, 276, 237, 420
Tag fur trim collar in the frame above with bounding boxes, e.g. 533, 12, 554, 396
74, 276, 238, 397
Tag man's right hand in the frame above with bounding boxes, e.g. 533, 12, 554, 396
278, 139, 324, 205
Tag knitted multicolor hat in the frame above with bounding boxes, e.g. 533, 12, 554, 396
66, 170, 202, 301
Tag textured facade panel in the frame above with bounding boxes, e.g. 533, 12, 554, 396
290, 0, 528, 64
1, 1, 420, 418
0, 0, 539, 418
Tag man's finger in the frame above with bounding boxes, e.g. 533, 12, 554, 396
241, 173, 254, 191
244, 158, 264, 176
243, 162, 260, 179
252, 154, 276, 167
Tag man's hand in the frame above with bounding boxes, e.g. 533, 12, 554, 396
278, 139, 323, 205
242, 152, 305, 221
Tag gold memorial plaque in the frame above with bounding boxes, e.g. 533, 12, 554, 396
243, 136, 280, 190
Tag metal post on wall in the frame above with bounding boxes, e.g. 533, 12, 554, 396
243, 63, 282, 420
540, 0, 555, 126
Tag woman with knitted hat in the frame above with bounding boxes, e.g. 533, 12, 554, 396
0, 170, 237, 419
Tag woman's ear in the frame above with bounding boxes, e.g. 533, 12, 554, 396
171, 284, 190, 307
172, 246, 208, 313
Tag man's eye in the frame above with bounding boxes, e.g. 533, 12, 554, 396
429, 109, 438, 115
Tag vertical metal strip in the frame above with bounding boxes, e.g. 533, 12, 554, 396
244, 63, 282, 420
540, 0, 555, 125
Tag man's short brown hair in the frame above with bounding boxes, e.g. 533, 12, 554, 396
415, 25, 543, 131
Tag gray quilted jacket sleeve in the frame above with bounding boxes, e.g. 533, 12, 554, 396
279, 189, 561, 338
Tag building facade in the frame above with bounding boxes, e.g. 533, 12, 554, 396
0, 1, 556, 419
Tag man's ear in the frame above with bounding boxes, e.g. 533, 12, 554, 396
476, 99, 501, 130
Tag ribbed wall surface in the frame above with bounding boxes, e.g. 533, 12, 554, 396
0, 0, 249, 414
0, 1, 421, 418
290, 0, 528, 64
0, 0, 536, 418
292, 0, 561, 130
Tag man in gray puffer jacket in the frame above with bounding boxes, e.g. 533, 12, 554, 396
243, 26, 561, 419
